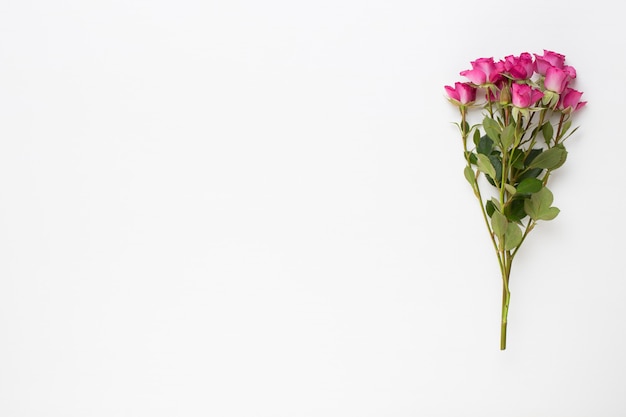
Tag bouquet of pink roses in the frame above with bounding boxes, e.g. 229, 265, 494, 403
445, 50, 586, 350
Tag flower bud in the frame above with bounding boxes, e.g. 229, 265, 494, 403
499, 84, 511, 105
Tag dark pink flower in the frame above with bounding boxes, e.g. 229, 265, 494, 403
558, 88, 587, 112
504, 53, 535, 80
460, 57, 504, 85
444, 82, 477, 105
563, 65, 577, 79
511, 83, 543, 108
544, 66, 570, 93
534, 50, 566, 75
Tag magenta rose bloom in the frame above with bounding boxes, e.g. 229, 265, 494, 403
534, 50, 566, 75
511, 83, 543, 108
544, 66, 570, 93
460, 57, 504, 85
503, 53, 535, 80
563, 65, 577, 79
558, 87, 587, 112
444, 82, 477, 105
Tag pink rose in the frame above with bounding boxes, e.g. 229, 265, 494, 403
534, 50, 566, 75
544, 66, 570, 93
563, 65, 577, 79
511, 83, 543, 108
504, 53, 535, 80
444, 82, 477, 105
460, 57, 504, 85
558, 87, 587, 112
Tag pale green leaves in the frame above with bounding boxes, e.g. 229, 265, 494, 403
542, 122, 553, 142
464, 165, 476, 188
529, 146, 567, 170
504, 183, 516, 195
482, 116, 517, 150
483, 116, 501, 144
562, 120, 572, 136
504, 222, 523, 250
477, 153, 497, 180
515, 178, 543, 194
491, 210, 523, 251
524, 187, 560, 221
491, 211, 508, 238
500, 124, 516, 149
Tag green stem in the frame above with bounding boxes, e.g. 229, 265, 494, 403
499, 109, 520, 351
554, 112, 566, 143
500, 292, 508, 349
459, 106, 511, 349
511, 219, 536, 259
477, 183, 505, 271
459, 108, 504, 274
500, 251, 512, 350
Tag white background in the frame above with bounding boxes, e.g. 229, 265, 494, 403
1, 1, 625, 416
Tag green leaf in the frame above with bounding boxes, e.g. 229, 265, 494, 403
529, 147, 567, 170
477, 154, 497, 179
516, 178, 543, 194
538, 206, 560, 221
504, 222, 523, 251
500, 124, 515, 149
486, 154, 502, 185
561, 120, 572, 137
504, 183, 517, 195
524, 199, 539, 221
483, 116, 501, 144
486, 200, 496, 218
464, 166, 475, 186
473, 129, 481, 146
510, 149, 526, 169
536, 186, 554, 207
517, 149, 545, 181
524, 187, 558, 221
491, 211, 508, 238
461, 121, 469, 136
542, 122, 554, 142
524, 148, 543, 166
517, 168, 543, 182
476, 135, 494, 155
562, 126, 580, 141
504, 197, 527, 222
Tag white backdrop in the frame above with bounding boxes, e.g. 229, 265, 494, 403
1, 1, 625, 416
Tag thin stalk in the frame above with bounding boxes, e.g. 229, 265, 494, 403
460, 108, 504, 272
554, 112, 566, 143
511, 219, 536, 259
500, 251, 512, 350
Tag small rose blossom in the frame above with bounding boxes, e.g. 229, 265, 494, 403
460, 57, 504, 85
563, 65, 577, 79
504, 53, 535, 80
511, 83, 544, 108
444, 82, 477, 105
544, 66, 570, 93
559, 87, 587, 112
534, 50, 566, 75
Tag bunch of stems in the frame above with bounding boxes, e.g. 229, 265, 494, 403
457, 97, 570, 350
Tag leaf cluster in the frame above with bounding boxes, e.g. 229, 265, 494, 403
463, 107, 576, 253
